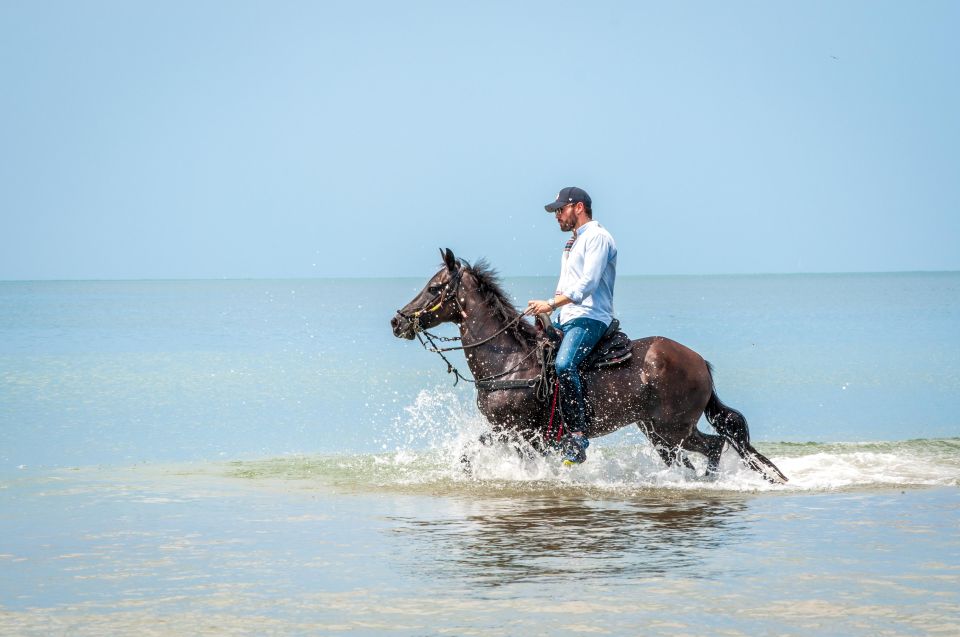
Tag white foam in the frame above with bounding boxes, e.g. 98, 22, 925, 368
381, 388, 959, 494
776, 449, 958, 490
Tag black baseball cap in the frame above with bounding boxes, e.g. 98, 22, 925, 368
544, 186, 591, 212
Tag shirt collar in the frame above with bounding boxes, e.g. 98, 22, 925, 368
573, 219, 598, 238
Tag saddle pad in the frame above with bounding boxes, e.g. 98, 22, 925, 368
536, 315, 633, 371
581, 329, 633, 370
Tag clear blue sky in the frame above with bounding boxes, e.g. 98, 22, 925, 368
1, 1, 957, 280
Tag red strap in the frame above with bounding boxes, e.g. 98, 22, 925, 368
545, 381, 559, 441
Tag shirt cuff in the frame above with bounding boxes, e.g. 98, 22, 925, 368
562, 288, 584, 304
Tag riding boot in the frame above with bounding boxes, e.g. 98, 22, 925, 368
557, 392, 590, 464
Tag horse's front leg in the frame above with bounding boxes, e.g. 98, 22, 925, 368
458, 425, 520, 473
458, 432, 495, 473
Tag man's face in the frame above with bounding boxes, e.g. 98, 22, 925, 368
554, 202, 578, 232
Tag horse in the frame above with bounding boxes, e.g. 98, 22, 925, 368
390, 248, 787, 484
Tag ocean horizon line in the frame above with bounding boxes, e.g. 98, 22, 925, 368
0, 270, 960, 283
1, 269, 958, 284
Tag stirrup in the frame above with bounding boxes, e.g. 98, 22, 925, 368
560, 433, 589, 466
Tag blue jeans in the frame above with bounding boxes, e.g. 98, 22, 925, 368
554, 317, 607, 435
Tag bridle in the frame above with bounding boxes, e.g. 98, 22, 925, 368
395, 264, 543, 390
396, 264, 529, 351
395, 264, 468, 332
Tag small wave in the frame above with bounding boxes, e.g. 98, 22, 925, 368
762, 439, 960, 490
222, 389, 959, 495
224, 437, 960, 497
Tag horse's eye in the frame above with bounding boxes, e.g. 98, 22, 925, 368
428, 285, 442, 293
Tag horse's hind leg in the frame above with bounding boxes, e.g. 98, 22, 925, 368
639, 422, 697, 471
654, 444, 681, 468
705, 391, 788, 484
680, 430, 726, 477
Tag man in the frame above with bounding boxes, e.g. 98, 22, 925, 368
527, 186, 617, 465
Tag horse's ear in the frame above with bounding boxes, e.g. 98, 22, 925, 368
442, 248, 457, 271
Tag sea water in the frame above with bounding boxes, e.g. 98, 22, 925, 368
1, 273, 958, 635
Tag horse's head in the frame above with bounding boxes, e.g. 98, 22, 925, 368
391, 248, 467, 340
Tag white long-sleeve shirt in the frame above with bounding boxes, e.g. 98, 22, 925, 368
555, 220, 617, 326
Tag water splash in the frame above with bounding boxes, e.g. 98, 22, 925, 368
229, 387, 960, 495
376, 387, 486, 456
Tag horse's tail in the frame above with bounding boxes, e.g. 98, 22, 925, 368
704, 362, 788, 484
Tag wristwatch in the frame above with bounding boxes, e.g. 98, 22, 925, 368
548, 299, 556, 311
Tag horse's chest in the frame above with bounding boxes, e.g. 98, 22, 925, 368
477, 390, 540, 427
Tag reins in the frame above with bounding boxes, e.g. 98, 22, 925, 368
397, 265, 527, 353
398, 264, 549, 396
420, 312, 528, 352
415, 327, 540, 388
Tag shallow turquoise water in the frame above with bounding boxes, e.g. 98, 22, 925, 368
1, 449, 957, 635
2, 273, 958, 470
1, 273, 958, 634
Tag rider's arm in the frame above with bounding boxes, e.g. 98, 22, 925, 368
526, 295, 570, 315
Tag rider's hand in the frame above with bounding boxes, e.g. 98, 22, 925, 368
526, 300, 554, 315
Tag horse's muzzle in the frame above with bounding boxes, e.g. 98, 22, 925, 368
391, 313, 416, 340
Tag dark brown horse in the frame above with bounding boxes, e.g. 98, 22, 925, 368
390, 249, 787, 483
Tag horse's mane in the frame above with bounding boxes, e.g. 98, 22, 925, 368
461, 258, 540, 347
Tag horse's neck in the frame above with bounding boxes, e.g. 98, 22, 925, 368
459, 300, 534, 379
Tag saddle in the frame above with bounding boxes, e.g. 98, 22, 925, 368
475, 315, 632, 394
535, 314, 633, 371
